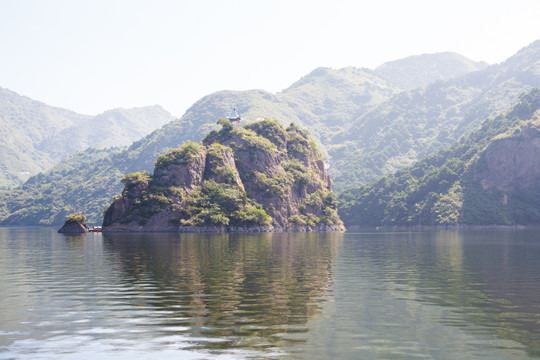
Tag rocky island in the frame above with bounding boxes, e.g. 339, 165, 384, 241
58, 213, 89, 233
102, 118, 344, 232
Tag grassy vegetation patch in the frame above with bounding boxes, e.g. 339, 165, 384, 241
180, 180, 271, 227
65, 213, 86, 224
154, 141, 204, 169
244, 118, 287, 147
252, 171, 292, 199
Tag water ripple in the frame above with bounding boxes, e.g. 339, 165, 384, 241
1, 229, 540, 358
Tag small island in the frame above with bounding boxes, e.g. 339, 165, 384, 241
58, 213, 89, 233
102, 118, 345, 232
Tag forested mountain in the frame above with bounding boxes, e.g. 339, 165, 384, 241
1, 40, 539, 225
0, 87, 174, 189
328, 40, 540, 191
339, 89, 540, 227
0, 87, 89, 188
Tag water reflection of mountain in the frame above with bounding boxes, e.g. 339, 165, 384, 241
353, 230, 540, 357
102, 232, 342, 352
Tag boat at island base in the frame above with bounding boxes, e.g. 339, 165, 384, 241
88, 226, 102, 232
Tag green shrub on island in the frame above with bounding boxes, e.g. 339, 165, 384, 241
154, 141, 204, 169
121, 171, 151, 186
286, 126, 312, 158
282, 158, 313, 186
252, 171, 292, 199
180, 180, 271, 227
65, 213, 86, 224
244, 119, 287, 147
230, 127, 277, 152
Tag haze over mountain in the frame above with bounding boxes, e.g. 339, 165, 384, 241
37, 105, 175, 161
1, 40, 539, 225
0, 87, 175, 189
0, 87, 89, 188
373, 52, 489, 90
154, 41, 540, 192
329, 40, 540, 190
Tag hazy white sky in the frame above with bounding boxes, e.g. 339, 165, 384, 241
0, 0, 539, 117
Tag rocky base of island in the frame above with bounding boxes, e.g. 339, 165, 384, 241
58, 213, 89, 234
102, 224, 344, 233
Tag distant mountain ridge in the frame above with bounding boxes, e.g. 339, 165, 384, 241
374, 52, 489, 89
1, 40, 539, 225
0, 87, 175, 188
37, 105, 175, 160
0, 87, 90, 188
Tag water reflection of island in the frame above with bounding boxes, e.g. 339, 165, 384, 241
102, 232, 342, 352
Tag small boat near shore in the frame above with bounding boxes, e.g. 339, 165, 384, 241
89, 226, 102, 232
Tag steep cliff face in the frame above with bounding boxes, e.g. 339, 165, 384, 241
457, 118, 540, 225
153, 143, 207, 191
103, 119, 344, 232
475, 122, 540, 192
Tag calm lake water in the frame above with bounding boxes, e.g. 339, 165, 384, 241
0, 228, 539, 359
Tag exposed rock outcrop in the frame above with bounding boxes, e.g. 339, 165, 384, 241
476, 122, 540, 192
58, 213, 89, 233
103, 119, 344, 232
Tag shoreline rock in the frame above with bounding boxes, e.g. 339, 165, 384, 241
58, 214, 89, 234
102, 224, 344, 233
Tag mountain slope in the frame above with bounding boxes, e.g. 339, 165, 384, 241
37, 105, 174, 160
278, 67, 398, 142
1, 47, 492, 191
1, 42, 538, 225
328, 40, 540, 191
338, 89, 540, 227
0, 107, 235, 225
0, 87, 90, 188
0, 88, 175, 189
